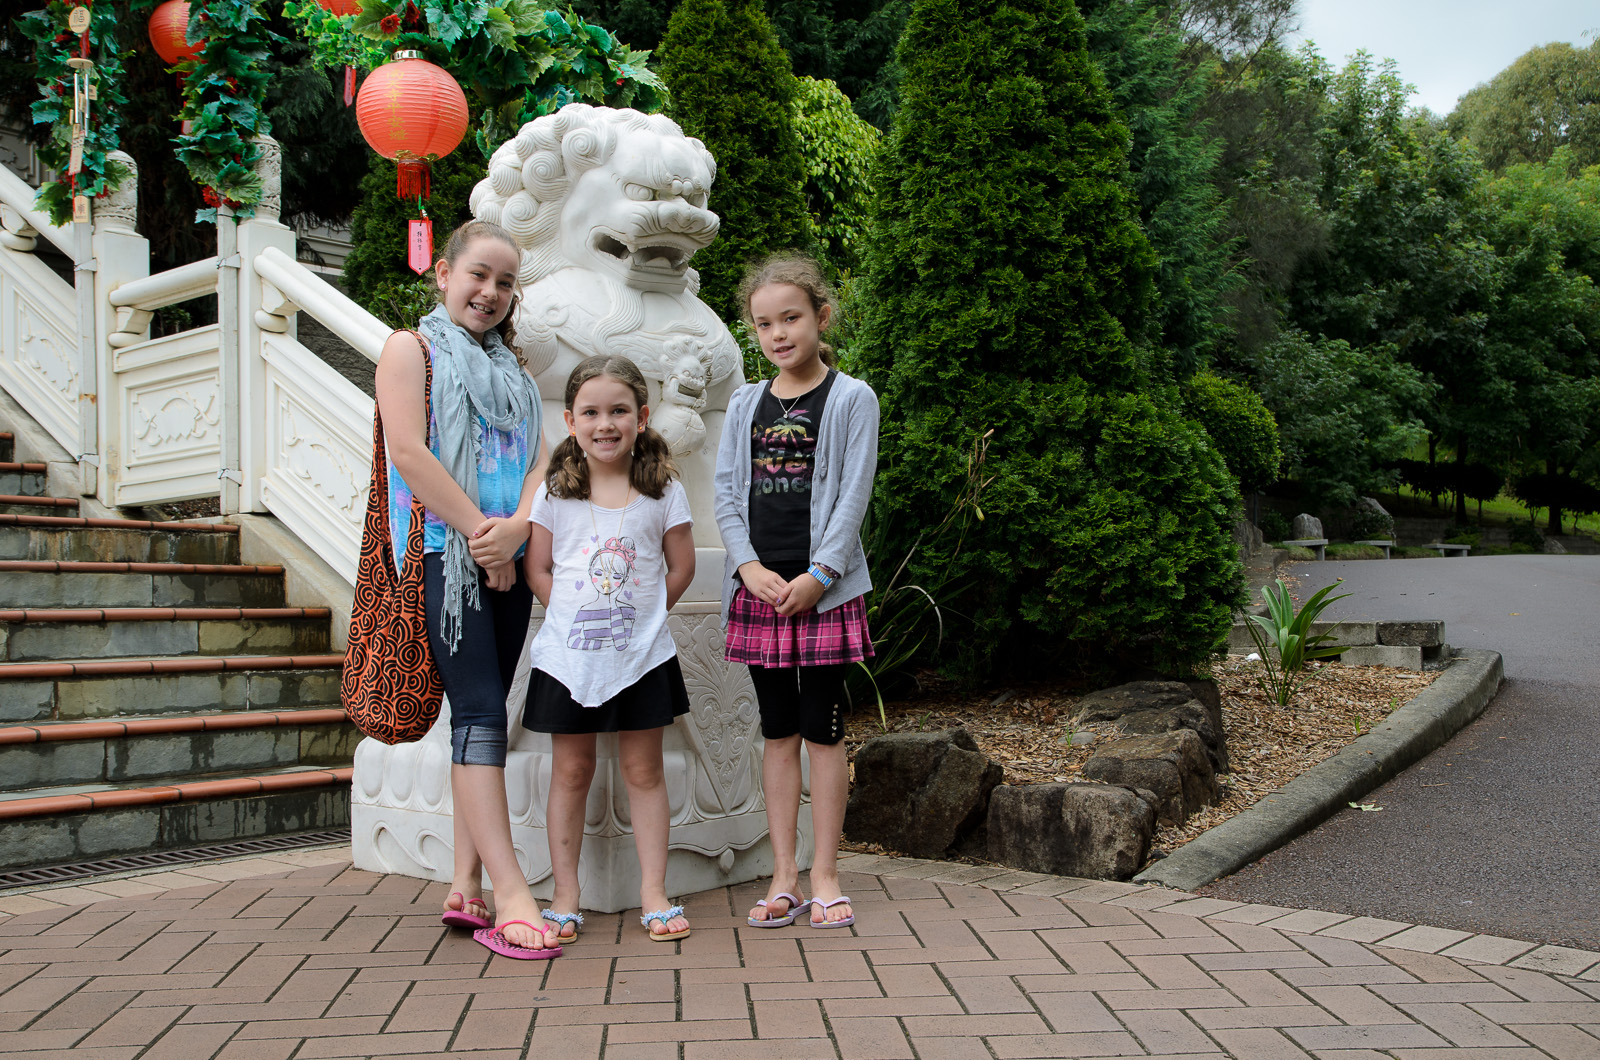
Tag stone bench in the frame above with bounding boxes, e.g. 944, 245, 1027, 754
1430, 542, 1471, 557
1281, 537, 1329, 560
1354, 539, 1394, 559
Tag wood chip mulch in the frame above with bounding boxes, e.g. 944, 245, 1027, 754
844, 659, 1440, 865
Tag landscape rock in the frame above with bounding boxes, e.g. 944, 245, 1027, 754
1079, 730, 1219, 826
1292, 513, 1324, 539
844, 727, 1003, 858
1544, 538, 1568, 555
987, 783, 1157, 881
1071, 680, 1228, 773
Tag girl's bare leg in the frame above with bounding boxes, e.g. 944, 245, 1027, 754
750, 732, 805, 922
805, 738, 852, 924
546, 733, 597, 942
451, 764, 559, 949
446, 812, 486, 919
619, 727, 688, 935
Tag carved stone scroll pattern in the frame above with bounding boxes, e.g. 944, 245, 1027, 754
672, 613, 760, 816
16, 298, 77, 400
278, 397, 366, 527
130, 385, 219, 460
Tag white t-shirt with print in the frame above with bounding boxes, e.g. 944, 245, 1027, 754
527, 478, 692, 707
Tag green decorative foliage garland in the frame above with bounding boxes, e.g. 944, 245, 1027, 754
18, 0, 133, 227
284, 0, 667, 156
174, 0, 276, 222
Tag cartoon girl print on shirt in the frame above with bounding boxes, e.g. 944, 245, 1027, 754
568, 536, 638, 651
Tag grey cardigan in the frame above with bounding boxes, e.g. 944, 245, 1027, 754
714, 371, 880, 621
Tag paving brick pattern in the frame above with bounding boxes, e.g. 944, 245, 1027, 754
0, 849, 1597, 1059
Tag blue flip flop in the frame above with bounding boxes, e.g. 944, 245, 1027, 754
542, 908, 584, 944
747, 892, 810, 928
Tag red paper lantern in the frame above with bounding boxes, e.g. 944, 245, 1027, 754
355, 50, 469, 201
315, 0, 362, 15
147, 0, 201, 66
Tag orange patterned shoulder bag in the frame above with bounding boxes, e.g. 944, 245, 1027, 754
342, 332, 444, 743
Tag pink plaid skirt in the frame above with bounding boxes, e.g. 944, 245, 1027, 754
724, 588, 875, 668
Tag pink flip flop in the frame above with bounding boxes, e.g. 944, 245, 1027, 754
473, 920, 563, 960
809, 895, 855, 929
747, 892, 810, 928
440, 892, 492, 930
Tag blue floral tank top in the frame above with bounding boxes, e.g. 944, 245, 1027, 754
386, 351, 534, 574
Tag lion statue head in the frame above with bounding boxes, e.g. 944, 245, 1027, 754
470, 105, 742, 488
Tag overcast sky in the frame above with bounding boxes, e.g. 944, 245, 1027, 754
1288, 0, 1598, 116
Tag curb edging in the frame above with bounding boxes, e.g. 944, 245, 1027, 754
1133, 647, 1505, 892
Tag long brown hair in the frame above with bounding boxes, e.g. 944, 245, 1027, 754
546, 355, 678, 500
737, 252, 838, 368
439, 220, 526, 366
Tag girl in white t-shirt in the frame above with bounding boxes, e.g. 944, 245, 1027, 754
522, 355, 697, 943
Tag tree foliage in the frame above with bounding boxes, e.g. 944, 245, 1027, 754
1082, 0, 1235, 379
1448, 40, 1600, 173
1246, 331, 1429, 507
790, 75, 879, 274
658, 0, 813, 322
858, 0, 1241, 680
1182, 370, 1280, 491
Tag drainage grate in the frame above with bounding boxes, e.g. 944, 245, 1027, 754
0, 829, 351, 889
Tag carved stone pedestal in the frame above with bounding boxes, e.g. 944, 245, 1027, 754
351, 603, 813, 912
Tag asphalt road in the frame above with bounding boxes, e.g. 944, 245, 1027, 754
1201, 555, 1600, 950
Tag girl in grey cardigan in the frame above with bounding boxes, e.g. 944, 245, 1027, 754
714, 254, 879, 929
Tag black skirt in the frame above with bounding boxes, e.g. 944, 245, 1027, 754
523, 656, 691, 734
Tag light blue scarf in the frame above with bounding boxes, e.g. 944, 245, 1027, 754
418, 305, 541, 653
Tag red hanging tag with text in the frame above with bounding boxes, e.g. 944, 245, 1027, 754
343, 66, 356, 107
407, 218, 433, 275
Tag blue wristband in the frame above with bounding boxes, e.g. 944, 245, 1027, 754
807, 563, 835, 588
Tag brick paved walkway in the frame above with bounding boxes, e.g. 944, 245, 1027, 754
2, 849, 1599, 1059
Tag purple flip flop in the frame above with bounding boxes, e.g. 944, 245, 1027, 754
809, 895, 855, 929
473, 920, 563, 960
440, 892, 492, 930
747, 892, 810, 928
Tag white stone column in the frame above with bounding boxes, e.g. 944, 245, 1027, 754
88, 150, 149, 509
233, 135, 295, 514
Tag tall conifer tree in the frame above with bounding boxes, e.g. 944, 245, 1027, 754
858, 0, 1242, 678
659, 0, 813, 321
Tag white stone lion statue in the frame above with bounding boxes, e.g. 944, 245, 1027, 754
348, 105, 783, 913
469, 105, 743, 540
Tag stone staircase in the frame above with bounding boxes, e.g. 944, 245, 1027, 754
0, 432, 354, 871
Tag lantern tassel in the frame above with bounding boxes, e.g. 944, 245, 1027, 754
397, 158, 430, 201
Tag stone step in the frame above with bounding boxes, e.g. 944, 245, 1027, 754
0, 710, 353, 794
0, 654, 344, 724
0, 709, 356, 792
0, 764, 352, 870
0, 495, 79, 517
0, 515, 241, 564
0, 606, 332, 662
0, 462, 47, 496
0, 560, 287, 608
0, 433, 12, 463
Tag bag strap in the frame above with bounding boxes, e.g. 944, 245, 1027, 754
365, 329, 435, 582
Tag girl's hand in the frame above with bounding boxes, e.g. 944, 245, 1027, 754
776, 572, 826, 617
482, 561, 516, 593
468, 516, 531, 570
737, 561, 789, 607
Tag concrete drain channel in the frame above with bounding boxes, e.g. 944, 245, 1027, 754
0, 828, 350, 890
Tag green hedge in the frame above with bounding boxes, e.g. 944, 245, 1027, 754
856, 0, 1242, 680
658, 0, 813, 322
